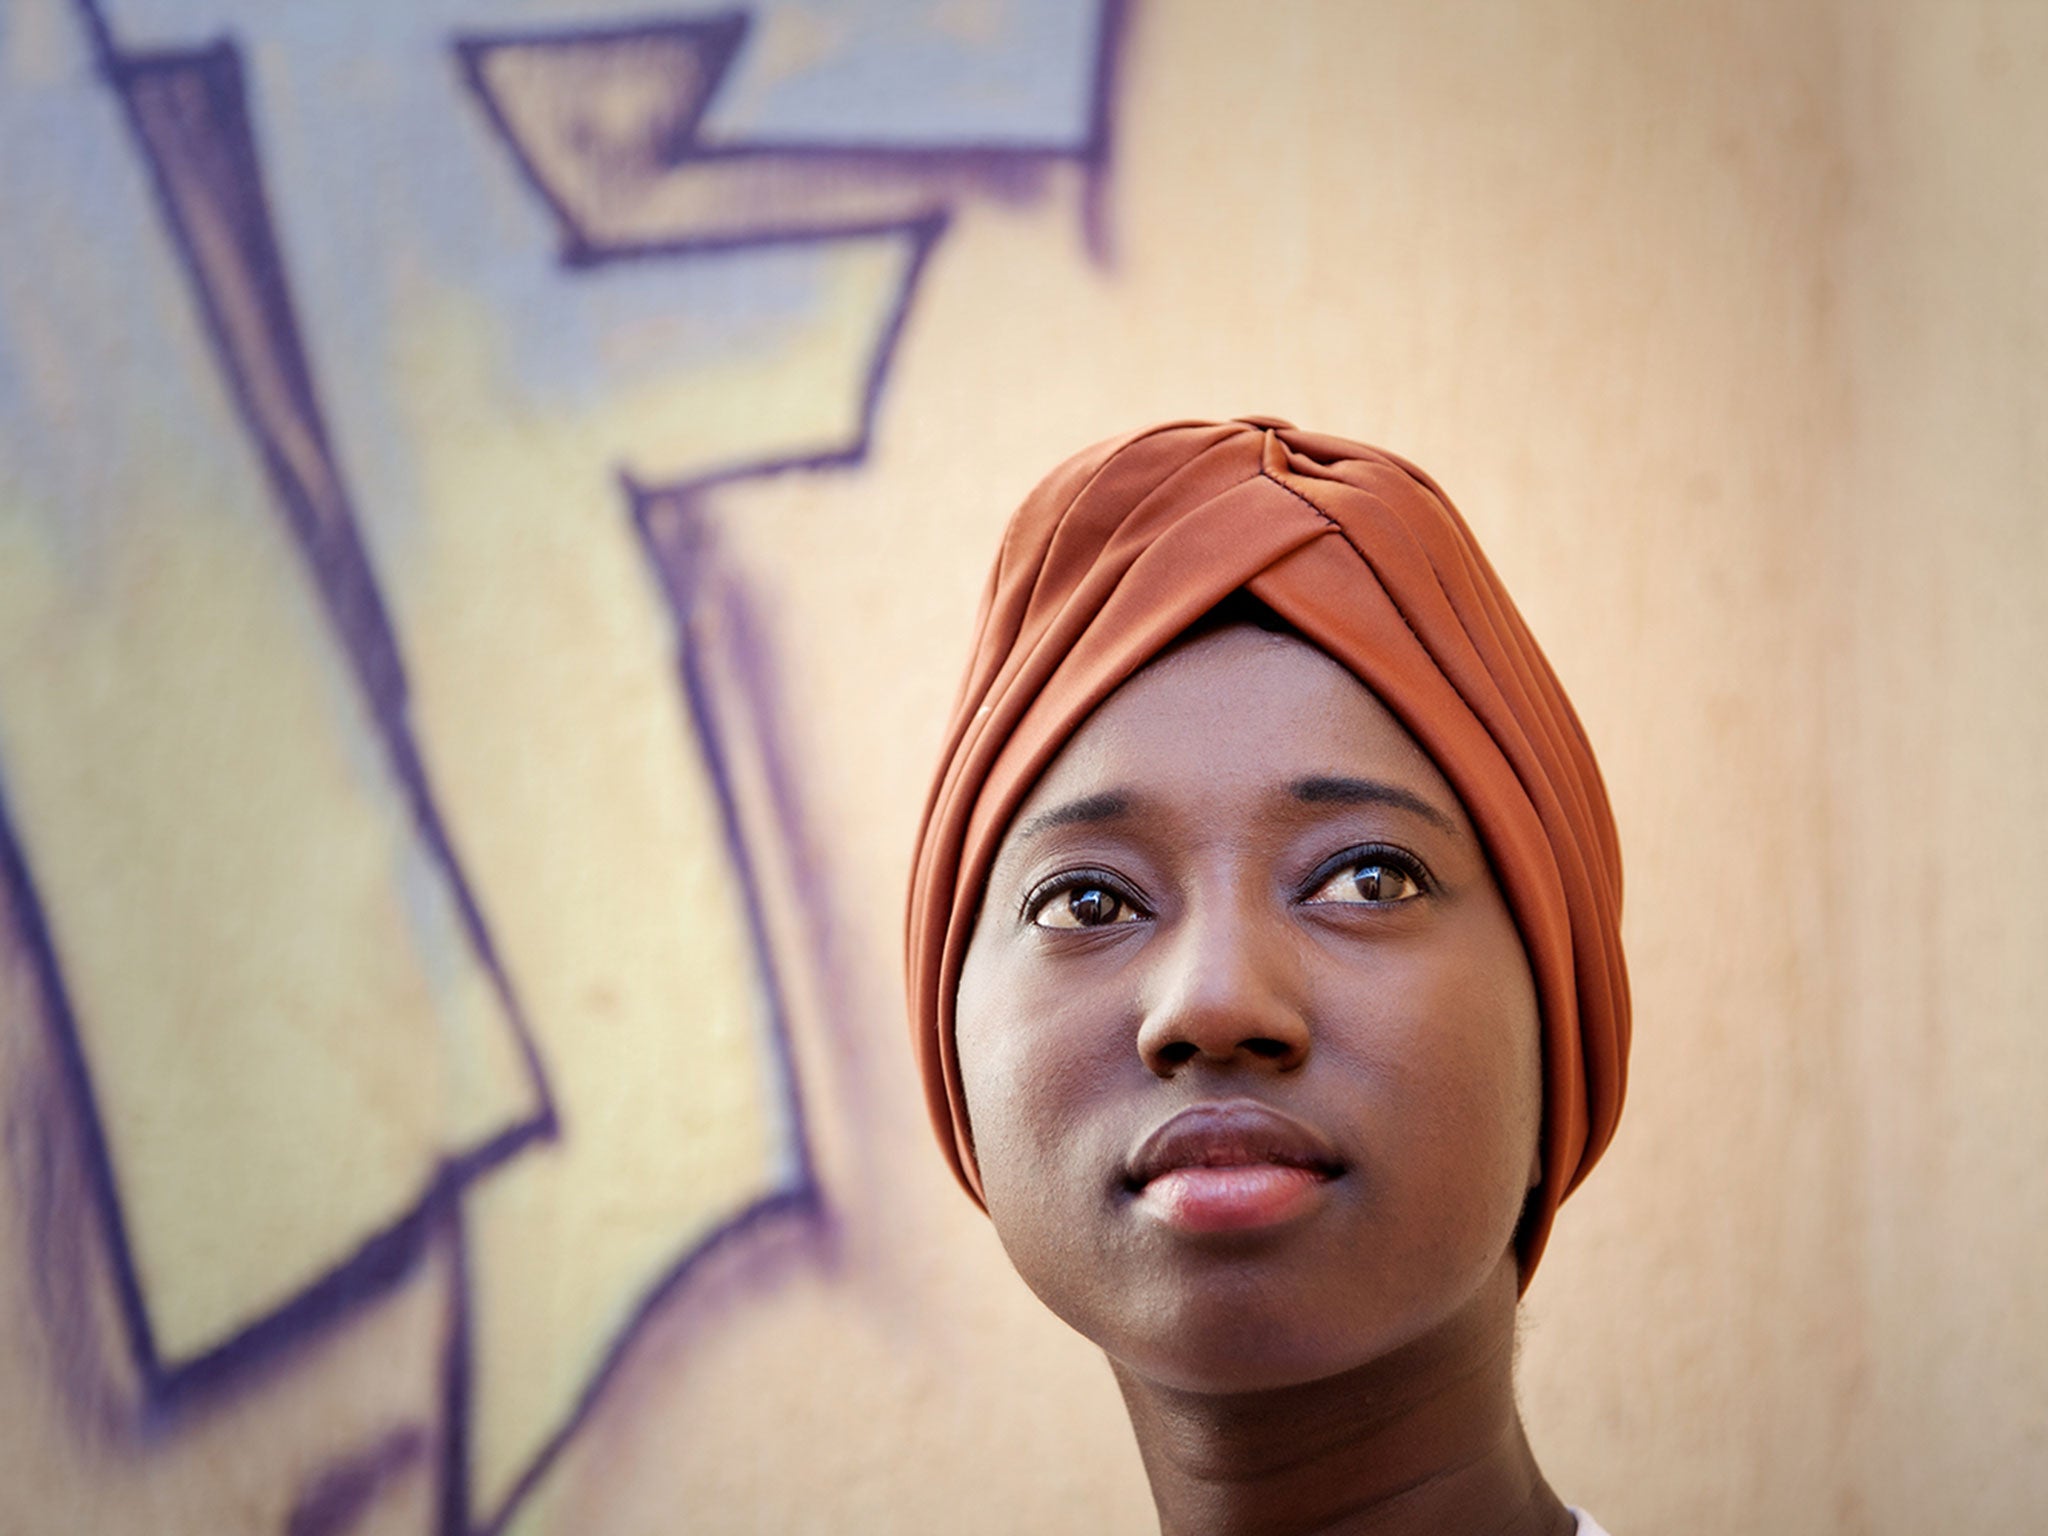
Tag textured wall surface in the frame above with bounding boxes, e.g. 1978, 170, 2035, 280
0, 2, 2043, 1532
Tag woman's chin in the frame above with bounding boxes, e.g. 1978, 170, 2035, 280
1078, 1254, 1515, 1401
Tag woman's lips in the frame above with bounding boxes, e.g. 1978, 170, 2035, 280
1124, 1100, 1343, 1234
1136, 1164, 1333, 1232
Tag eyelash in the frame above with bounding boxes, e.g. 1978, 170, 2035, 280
1020, 867, 1149, 926
1297, 842, 1435, 903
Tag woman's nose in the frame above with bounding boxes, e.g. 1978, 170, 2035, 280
1134, 901, 1311, 1076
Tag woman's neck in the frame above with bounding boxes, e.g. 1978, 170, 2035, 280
1108, 1277, 1571, 1536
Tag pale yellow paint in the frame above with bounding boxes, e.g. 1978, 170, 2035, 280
0, 495, 536, 1367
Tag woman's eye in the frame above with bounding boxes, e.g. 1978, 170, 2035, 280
1032, 883, 1141, 929
1305, 859, 1425, 906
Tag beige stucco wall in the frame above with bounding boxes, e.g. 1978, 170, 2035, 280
1830, 3, 2048, 1525
2, 2, 2043, 1532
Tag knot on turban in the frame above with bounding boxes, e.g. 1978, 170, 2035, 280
905, 418, 1628, 1277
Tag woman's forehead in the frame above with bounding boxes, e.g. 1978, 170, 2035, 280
1007, 624, 1467, 839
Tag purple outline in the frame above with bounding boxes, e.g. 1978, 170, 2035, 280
433, 1191, 473, 1536
286, 1422, 430, 1536
627, 483, 817, 1202
27, 0, 555, 1409
697, 558, 866, 1067
1080, 0, 1133, 260
450, 2, 1129, 268
4, 921, 137, 1442
552, 208, 943, 270
0, 771, 157, 1406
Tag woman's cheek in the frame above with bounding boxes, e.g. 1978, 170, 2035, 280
956, 943, 1068, 1204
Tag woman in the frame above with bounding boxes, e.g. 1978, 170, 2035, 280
906, 419, 1628, 1535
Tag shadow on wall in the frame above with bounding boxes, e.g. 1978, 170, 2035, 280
0, 1, 1127, 1530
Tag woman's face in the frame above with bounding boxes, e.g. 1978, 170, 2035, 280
954, 624, 1543, 1394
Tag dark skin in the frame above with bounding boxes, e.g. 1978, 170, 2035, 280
954, 625, 1574, 1536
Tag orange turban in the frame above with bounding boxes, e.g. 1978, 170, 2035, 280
906, 418, 1628, 1276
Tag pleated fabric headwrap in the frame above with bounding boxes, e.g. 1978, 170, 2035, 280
905, 418, 1628, 1278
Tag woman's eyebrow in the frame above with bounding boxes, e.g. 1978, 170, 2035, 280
1289, 776, 1459, 834
1014, 791, 1131, 843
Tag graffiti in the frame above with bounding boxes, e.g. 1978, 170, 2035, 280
0, 1, 1124, 1532
68, 0, 555, 1404
452, 5, 1124, 262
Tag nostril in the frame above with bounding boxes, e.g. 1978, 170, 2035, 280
1147, 1035, 1301, 1071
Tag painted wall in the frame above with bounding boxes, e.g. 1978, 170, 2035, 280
1, 2, 2042, 1532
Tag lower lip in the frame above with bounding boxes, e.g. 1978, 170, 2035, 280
1134, 1165, 1333, 1233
